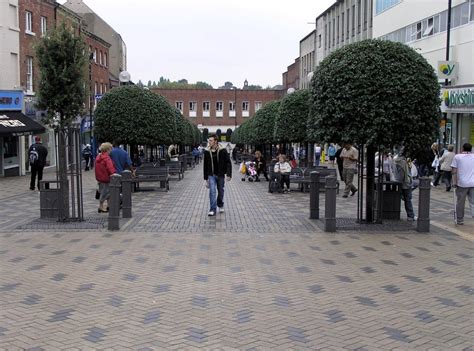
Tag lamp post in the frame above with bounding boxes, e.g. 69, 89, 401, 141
233, 86, 238, 130
88, 53, 94, 164
443, 0, 452, 146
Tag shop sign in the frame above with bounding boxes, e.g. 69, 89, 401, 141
0, 91, 23, 111
437, 61, 458, 79
443, 88, 474, 109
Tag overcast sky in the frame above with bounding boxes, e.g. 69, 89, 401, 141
60, 0, 335, 88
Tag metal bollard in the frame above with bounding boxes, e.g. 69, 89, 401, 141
121, 170, 132, 218
108, 174, 121, 231
309, 172, 320, 219
324, 176, 337, 232
417, 177, 430, 232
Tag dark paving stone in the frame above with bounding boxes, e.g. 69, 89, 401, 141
232, 284, 249, 294
16, 238, 31, 243
309, 285, 325, 294
76, 283, 95, 292
25, 347, 45, 351
287, 327, 309, 343
383, 327, 411, 343
135, 256, 148, 263
329, 240, 341, 245
435, 297, 462, 307
51, 273, 67, 282
254, 244, 266, 251
33, 244, 46, 249
344, 252, 357, 258
414, 310, 438, 323
336, 275, 354, 283
362, 246, 377, 252
50, 250, 66, 255
83, 327, 106, 343
309, 245, 321, 251
228, 251, 241, 257
230, 266, 242, 273
123, 274, 138, 282
296, 266, 311, 273
395, 235, 410, 240
381, 259, 398, 266
457, 253, 473, 259
265, 275, 283, 283
121, 238, 133, 243
279, 239, 290, 245
198, 258, 210, 264
72, 256, 87, 263
440, 259, 460, 266
348, 235, 360, 240
431, 241, 445, 246
110, 250, 123, 256
287, 252, 299, 257
415, 246, 431, 252
457, 285, 474, 295
194, 275, 208, 282
355, 296, 379, 307
324, 309, 346, 323
400, 252, 415, 258
0, 327, 6, 336
425, 266, 443, 274
403, 275, 425, 283
185, 327, 207, 343
143, 310, 161, 324
107, 295, 124, 307
162, 265, 176, 272
169, 250, 183, 257
47, 309, 74, 322
21, 294, 42, 305
234, 309, 254, 323
381, 241, 393, 246
259, 258, 272, 265
0, 250, 9, 254
361, 267, 376, 273
321, 259, 336, 265
9, 256, 26, 263
69, 238, 82, 243
274, 296, 291, 307
192, 296, 209, 308
144, 244, 156, 249
90, 244, 101, 249
27, 264, 46, 271
382, 285, 402, 294
200, 244, 210, 251
95, 264, 111, 272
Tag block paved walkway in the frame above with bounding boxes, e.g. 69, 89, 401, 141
0, 162, 473, 350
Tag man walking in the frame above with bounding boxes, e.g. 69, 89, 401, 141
340, 142, 358, 198
393, 150, 416, 221
29, 136, 48, 190
203, 135, 232, 216
451, 143, 474, 225
82, 144, 92, 171
110, 139, 133, 174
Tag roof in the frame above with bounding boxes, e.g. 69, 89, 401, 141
0, 111, 45, 137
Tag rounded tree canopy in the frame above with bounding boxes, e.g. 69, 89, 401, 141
95, 85, 176, 145
308, 39, 440, 155
251, 100, 281, 145
275, 89, 310, 143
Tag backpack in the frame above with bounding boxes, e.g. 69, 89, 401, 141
29, 147, 39, 165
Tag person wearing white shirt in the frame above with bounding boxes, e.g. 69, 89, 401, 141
451, 143, 474, 225
274, 154, 292, 193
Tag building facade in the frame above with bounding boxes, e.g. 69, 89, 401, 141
299, 30, 315, 89
152, 88, 285, 136
0, 0, 21, 91
374, 0, 474, 150
282, 58, 300, 91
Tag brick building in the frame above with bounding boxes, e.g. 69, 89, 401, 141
152, 88, 285, 135
282, 58, 300, 91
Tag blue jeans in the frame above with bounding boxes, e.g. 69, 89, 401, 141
314, 154, 321, 166
208, 175, 225, 212
401, 188, 415, 219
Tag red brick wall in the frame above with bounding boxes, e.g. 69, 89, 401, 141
151, 88, 285, 129
84, 35, 110, 108
19, 0, 55, 93
282, 58, 300, 90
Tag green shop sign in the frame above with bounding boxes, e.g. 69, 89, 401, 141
443, 88, 474, 108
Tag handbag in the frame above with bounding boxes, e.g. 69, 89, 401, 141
95, 189, 100, 200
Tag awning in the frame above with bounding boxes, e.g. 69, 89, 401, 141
0, 111, 45, 137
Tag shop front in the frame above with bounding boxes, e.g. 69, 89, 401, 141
0, 91, 45, 177
441, 85, 474, 152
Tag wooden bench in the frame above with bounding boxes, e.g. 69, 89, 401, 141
165, 161, 183, 180
289, 167, 339, 193
133, 166, 170, 191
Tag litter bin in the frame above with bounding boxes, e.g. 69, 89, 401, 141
374, 181, 401, 220
39, 180, 61, 218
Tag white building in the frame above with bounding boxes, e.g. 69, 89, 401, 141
374, 0, 474, 150
0, 0, 20, 90
299, 30, 315, 89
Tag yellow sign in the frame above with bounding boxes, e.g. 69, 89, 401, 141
470, 123, 474, 145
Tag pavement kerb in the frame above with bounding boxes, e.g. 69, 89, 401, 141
431, 220, 474, 242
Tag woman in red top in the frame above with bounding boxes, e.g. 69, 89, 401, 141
95, 142, 116, 213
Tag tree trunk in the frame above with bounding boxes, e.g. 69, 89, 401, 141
365, 145, 376, 223
58, 129, 70, 221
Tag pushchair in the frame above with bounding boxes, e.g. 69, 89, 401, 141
240, 161, 257, 182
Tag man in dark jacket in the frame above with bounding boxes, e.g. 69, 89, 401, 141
29, 136, 48, 190
203, 135, 232, 216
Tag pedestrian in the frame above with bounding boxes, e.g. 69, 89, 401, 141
82, 144, 92, 171
451, 143, 474, 225
335, 143, 345, 181
274, 154, 292, 193
253, 150, 269, 181
110, 139, 133, 174
340, 142, 358, 198
314, 143, 322, 166
328, 143, 336, 166
95, 142, 116, 213
203, 135, 232, 216
289, 155, 298, 168
192, 146, 200, 163
393, 149, 416, 221
435, 144, 455, 191
28, 135, 48, 191
414, 145, 434, 177
168, 144, 178, 162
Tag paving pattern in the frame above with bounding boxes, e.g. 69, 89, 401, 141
0, 162, 473, 350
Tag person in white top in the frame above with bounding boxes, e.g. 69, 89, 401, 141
314, 144, 322, 166
451, 143, 474, 225
274, 154, 292, 193
435, 144, 455, 191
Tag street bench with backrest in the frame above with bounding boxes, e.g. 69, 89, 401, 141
133, 165, 170, 191
285, 166, 339, 193
186, 154, 195, 169
165, 161, 183, 180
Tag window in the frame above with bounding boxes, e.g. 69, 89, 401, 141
333, 18, 336, 45
336, 16, 339, 44
363, 0, 368, 30
433, 15, 440, 34
99, 51, 103, 65
459, 1, 469, 26
203, 101, 210, 111
255, 102, 262, 111
104, 52, 107, 67
176, 101, 183, 112
471, 0, 474, 21
94, 49, 97, 63
9, 5, 18, 28
423, 17, 434, 37
375, 0, 401, 15
352, 5, 355, 36
242, 101, 249, 111
40, 16, 47, 36
357, 0, 361, 33
26, 56, 33, 92
318, 34, 322, 48
25, 11, 33, 33
229, 102, 235, 111
341, 13, 345, 42
324, 24, 327, 49
440, 11, 447, 32
346, 8, 350, 38
189, 101, 196, 111
216, 101, 223, 111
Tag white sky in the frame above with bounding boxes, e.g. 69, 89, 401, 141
60, 0, 335, 88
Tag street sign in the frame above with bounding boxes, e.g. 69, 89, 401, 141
95, 94, 103, 101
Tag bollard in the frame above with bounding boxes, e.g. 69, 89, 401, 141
108, 174, 121, 231
309, 172, 320, 219
121, 170, 132, 218
324, 176, 337, 232
417, 177, 430, 232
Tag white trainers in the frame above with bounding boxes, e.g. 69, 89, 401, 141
208, 211, 216, 216
218, 207, 224, 213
